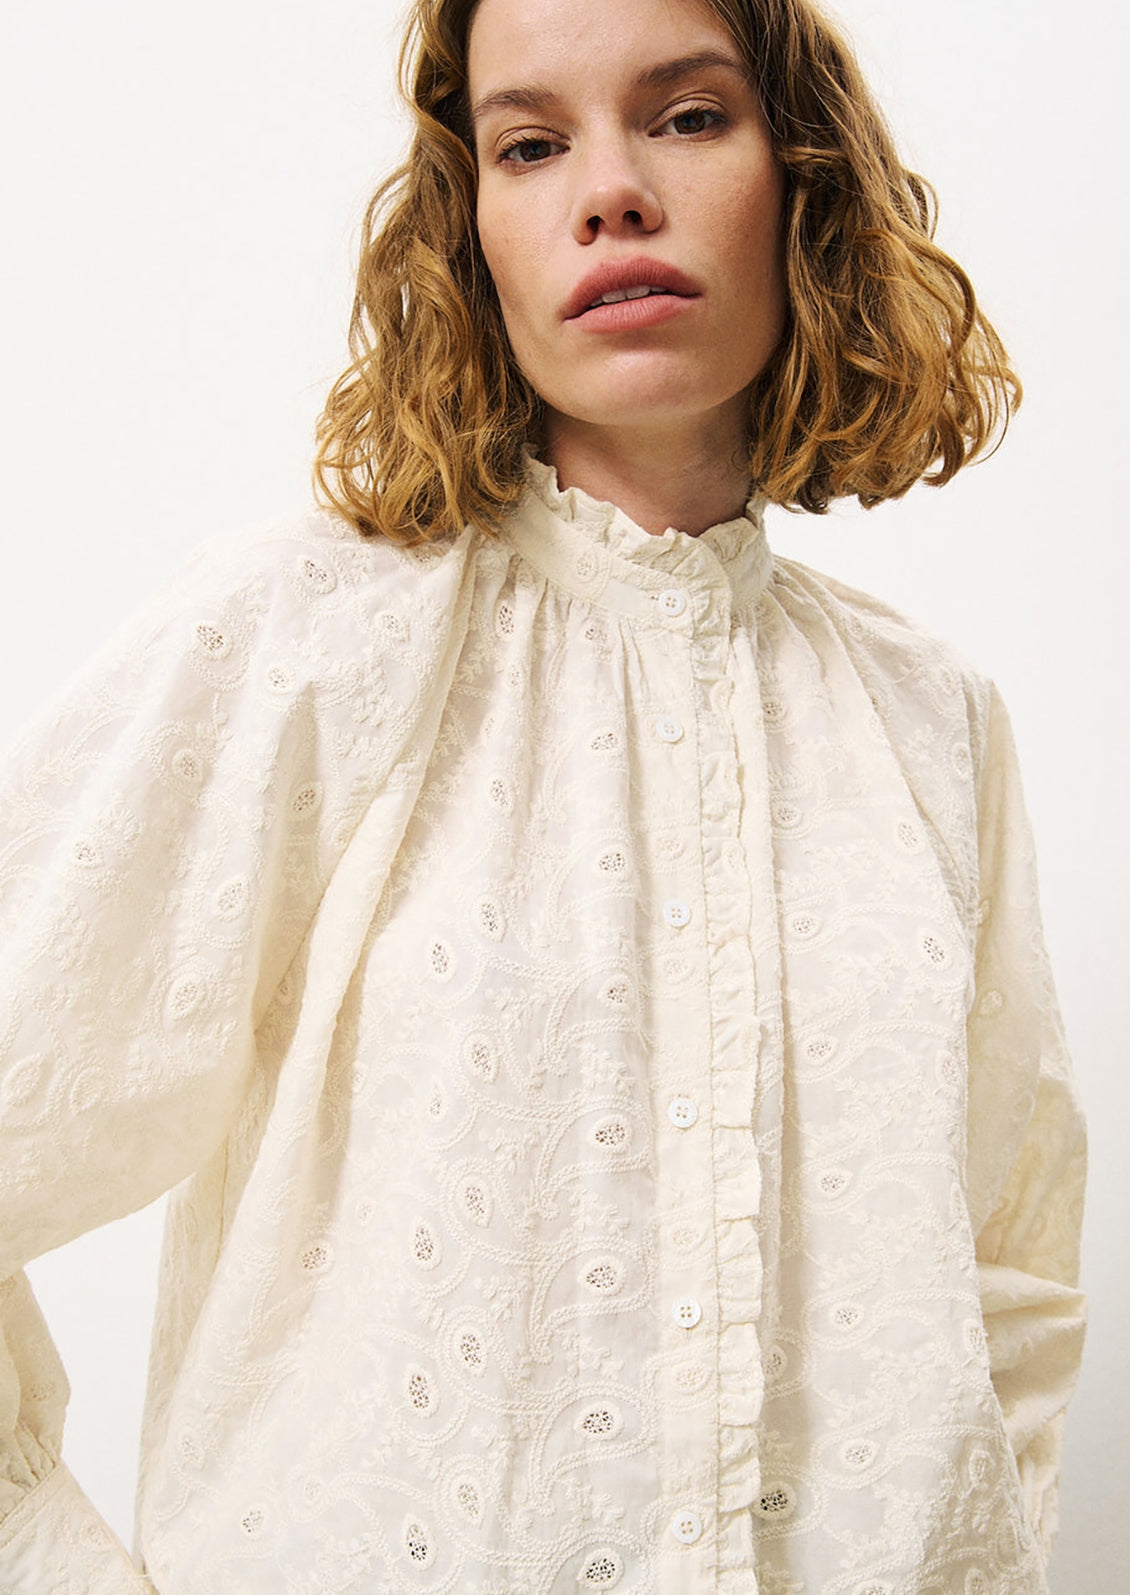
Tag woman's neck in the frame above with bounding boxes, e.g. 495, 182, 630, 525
542, 411, 753, 539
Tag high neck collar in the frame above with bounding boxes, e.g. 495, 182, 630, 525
500, 454, 773, 617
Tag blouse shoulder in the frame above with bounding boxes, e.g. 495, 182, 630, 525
161, 505, 470, 633
770, 552, 994, 739
22, 506, 479, 766
767, 554, 1004, 937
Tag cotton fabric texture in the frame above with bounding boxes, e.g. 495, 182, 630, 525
0, 459, 1086, 1595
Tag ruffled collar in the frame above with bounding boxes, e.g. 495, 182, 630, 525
500, 454, 773, 615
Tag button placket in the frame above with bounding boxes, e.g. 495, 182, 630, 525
648, 568, 717, 1565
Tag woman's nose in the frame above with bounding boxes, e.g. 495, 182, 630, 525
570, 142, 664, 242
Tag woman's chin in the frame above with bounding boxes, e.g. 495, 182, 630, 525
541, 383, 750, 450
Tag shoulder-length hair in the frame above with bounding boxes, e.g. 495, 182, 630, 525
314, 0, 1020, 543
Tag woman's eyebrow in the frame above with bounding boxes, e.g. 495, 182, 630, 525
470, 49, 749, 128
636, 49, 750, 92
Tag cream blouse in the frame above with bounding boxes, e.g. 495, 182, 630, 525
0, 461, 1086, 1595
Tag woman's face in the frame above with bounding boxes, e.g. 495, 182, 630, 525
468, 0, 787, 449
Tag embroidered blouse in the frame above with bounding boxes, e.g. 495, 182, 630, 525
0, 460, 1086, 1595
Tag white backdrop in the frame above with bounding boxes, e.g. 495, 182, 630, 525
0, 1, 1125, 1588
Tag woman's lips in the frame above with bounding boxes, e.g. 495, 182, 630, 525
563, 257, 702, 322
569, 290, 700, 332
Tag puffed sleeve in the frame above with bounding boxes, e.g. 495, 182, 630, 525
966, 684, 1087, 1562
0, 517, 469, 1591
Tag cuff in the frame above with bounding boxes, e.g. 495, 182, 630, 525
0, 1462, 154, 1593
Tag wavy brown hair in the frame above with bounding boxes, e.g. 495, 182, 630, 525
314, 0, 1020, 541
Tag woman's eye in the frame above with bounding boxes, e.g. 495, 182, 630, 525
665, 107, 725, 136
499, 137, 559, 165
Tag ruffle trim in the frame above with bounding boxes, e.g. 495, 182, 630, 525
691, 620, 767, 1592
510, 454, 773, 609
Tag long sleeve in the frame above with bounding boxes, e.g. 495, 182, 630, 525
0, 1267, 154, 1589
966, 685, 1087, 1561
0, 515, 467, 1591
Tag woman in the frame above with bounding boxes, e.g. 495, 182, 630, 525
0, 0, 1086, 1591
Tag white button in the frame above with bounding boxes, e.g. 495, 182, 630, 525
670, 1509, 704, 1545
668, 1096, 698, 1129
663, 899, 691, 929
654, 715, 684, 744
657, 588, 687, 618
672, 1296, 702, 1329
